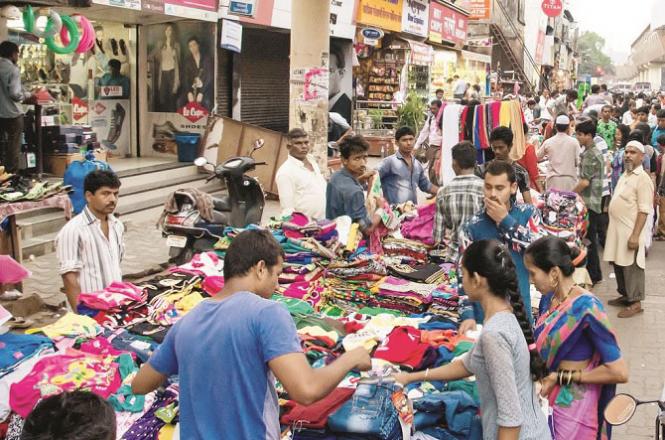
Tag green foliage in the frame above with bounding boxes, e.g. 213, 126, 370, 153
577, 31, 615, 76
397, 93, 426, 133
368, 109, 385, 129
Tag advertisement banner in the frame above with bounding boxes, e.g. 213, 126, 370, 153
72, 97, 89, 125
465, 0, 490, 20
429, 1, 468, 45
356, 0, 404, 33
401, 0, 428, 37
142, 0, 218, 20
220, 19, 242, 52
90, 100, 130, 157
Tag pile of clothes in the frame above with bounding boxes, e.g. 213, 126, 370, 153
0, 211, 483, 440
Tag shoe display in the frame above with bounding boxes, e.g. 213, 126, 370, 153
119, 39, 127, 56
104, 103, 126, 148
111, 38, 118, 56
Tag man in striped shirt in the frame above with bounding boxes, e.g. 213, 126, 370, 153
56, 170, 124, 310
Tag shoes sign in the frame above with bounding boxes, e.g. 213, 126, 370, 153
178, 101, 209, 123
541, 0, 562, 17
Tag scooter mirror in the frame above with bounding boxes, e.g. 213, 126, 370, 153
194, 157, 208, 167
604, 394, 638, 426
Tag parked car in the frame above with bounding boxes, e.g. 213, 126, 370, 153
633, 82, 652, 94
611, 83, 632, 95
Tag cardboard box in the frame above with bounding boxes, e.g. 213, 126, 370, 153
44, 150, 108, 177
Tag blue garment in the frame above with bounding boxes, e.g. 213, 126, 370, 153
326, 168, 371, 229
651, 127, 665, 147
148, 292, 302, 440
376, 151, 432, 205
412, 391, 481, 438
459, 204, 544, 323
0, 333, 52, 374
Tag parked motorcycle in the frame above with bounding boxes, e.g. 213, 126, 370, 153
604, 387, 665, 438
162, 139, 266, 265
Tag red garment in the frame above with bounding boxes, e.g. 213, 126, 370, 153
517, 144, 541, 190
373, 326, 431, 369
420, 329, 457, 349
459, 106, 469, 140
281, 387, 355, 429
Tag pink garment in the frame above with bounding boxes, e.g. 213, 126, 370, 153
0, 255, 31, 284
79, 336, 125, 358
170, 251, 223, 277
10, 348, 122, 418
202, 275, 225, 296
400, 203, 436, 245
78, 281, 144, 310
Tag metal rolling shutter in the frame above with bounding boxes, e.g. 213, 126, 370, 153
216, 45, 233, 117
239, 28, 290, 133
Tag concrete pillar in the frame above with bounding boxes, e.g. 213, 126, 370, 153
290, 0, 330, 173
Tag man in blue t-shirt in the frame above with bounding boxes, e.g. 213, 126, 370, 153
132, 229, 372, 439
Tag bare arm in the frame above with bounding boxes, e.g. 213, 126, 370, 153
522, 190, 533, 205
579, 358, 629, 385
269, 347, 369, 406
630, 212, 649, 240
394, 359, 471, 386
498, 427, 521, 440
573, 178, 590, 194
61, 272, 81, 311
132, 363, 168, 395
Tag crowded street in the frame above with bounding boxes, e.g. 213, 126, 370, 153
2, 0, 665, 439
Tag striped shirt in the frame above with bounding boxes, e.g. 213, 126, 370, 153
56, 206, 124, 294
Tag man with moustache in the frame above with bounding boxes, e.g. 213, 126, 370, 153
275, 128, 327, 219
56, 170, 124, 311
604, 140, 655, 318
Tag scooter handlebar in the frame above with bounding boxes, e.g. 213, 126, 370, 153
254, 161, 267, 166
205, 174, 216, 183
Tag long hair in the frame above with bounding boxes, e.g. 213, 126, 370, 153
462, 239, 549, 381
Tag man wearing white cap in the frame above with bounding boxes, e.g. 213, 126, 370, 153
604, 140, 654, 318
537, 114, 580, 191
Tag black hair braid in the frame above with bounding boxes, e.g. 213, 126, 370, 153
497, 250, 549, 381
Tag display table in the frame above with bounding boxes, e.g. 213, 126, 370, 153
0, 194, 72, 264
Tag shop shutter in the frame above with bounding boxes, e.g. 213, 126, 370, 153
239, 28, 290, 133
216, 45, 233, 117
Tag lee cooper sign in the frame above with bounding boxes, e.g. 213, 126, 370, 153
541, 0, 562, 17
429, 1, 468, 45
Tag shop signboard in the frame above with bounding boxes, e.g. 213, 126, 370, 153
220, 19, 242, 52
99, 85, 124, 98
228, 0, 255, 16
178, 101, 209, 123
356, 0, 404, 33
429, 1, 468, 45
541, 0, 562, 18
72, 97, 89, 125
164, 0, 219, 21
361, 27, 384, 46
401, 0, 428, 37
464, 0, 491, 21
329, 0, 357, 39
93, 0, 141, 11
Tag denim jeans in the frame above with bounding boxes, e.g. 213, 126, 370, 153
328, 381, 402, 439
412, 391, 479, 437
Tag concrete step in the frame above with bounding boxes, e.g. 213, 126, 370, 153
16, 209, 69, 241
119, 163, 201, 192
22, 231, 58, 260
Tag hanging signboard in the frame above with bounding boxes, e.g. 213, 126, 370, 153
541, 0, 562, 18
429, 1, 468, 45
401, 0, 428, 37
465, 0, 490, 21
356, 0, 404, 33
220, 19, 242, 52
361, 27, 384, 46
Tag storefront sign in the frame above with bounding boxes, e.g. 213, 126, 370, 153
407, 40, 433, 66
220, 19, 242, 52
465, 0, 490, 20
100, 85, 124, 98
93, 0, 141, 10
361, 27, 384, 46
178, 101, 209, 123
72, 97, 88, 124
229, 0, 255, 16
164, 0, 219, 20
541, 0, 562, 18
429, 1, 468, 45
329, 0, 357, 39
356, 0, 403, 33
401, 0, 428, 37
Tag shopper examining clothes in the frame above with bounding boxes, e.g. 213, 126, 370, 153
20, 390, 117, 440
132, 230, 371, 439
525, 236, 628, 438
275, 128, 327, 219
433, 141, 484, 260
326, 135, 383, 235
477, 126, 533, 205
604, 140, 654, 318
377, 126, 438, 205
56, 170, 124, 311
0, 41, 36, 173
537, 114, 580, 192
395, 240, 552, 440
457, 160, 546, 333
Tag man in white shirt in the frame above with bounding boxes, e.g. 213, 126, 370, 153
275, 128, 327, 219
56, 170, 124, 310
414, 100, 443, 184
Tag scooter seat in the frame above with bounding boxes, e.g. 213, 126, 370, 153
212, 197, 230, 212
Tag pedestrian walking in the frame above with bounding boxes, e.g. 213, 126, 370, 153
604, 140, 654, 318
537, 115, 580, 192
